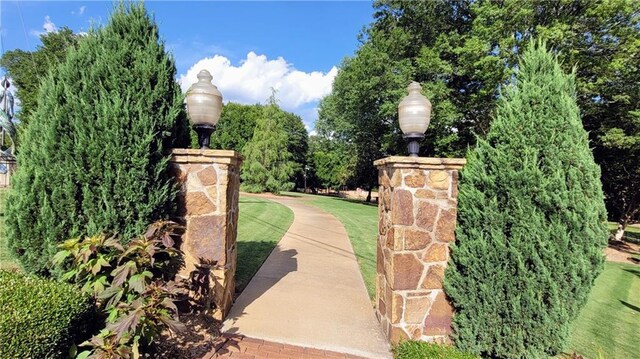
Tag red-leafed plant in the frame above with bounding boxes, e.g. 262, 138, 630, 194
54, 220, 186, 359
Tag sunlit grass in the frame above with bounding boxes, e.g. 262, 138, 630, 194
236, 195, 294, 293
563, 261, 640, 359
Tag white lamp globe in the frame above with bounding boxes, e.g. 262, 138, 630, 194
398, 81, 431, 135
186, 70, 223, 127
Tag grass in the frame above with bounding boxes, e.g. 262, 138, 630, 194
235, 195, 294, 293
0, 188, 19, 271
285, 191, 378, 299
393, 341, 478, 359
564, 261, 640, 359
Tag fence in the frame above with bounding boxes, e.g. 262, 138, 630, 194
0, 155, 16, 187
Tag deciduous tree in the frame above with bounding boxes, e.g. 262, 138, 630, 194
0, 28, 80, 126
308, 135, 354, 191
321, 0, 639, 216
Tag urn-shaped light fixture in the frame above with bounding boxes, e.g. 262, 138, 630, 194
398, 81, 431, 157
186, 70, 223, 149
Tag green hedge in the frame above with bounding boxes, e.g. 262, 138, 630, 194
0, 270, 99, 358
393, 341, 478, 359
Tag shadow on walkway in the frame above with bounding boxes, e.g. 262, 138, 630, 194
225, 246, 298, 334
222, 193, 391, 358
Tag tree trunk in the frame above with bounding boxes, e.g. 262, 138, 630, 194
614, 223, 626, 241
366, 187, 372, 203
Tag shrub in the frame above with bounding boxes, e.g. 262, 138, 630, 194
54, 221, 186, 358
0, 270, 99, 358
444, 42, 608, 358
393, 341, 478, 359
6, 2, 190, 275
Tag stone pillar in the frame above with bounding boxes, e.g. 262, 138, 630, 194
374, 156, 465, 344
170, 149, 242, 320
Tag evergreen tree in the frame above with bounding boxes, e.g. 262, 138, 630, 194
211, 102, 308, 190
241, 92, 295, 194
5, 2, 189, 275
444, 43, 608, 358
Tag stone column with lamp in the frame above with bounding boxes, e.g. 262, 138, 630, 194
170, 70, 242, 320
375, 82, 466, 344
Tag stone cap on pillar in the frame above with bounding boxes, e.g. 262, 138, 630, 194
170, 148, 243, 165
374, 156, 466, 170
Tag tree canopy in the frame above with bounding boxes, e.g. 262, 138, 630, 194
0, 28, 80, 127
319, 0, 639, 219
308, 135, 354, 191
210, 102, 262, 153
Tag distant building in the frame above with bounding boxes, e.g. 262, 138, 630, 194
0, 153, 16, 187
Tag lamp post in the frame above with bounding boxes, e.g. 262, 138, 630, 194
185, 70, 223, 149
304, 165, 309, 193
398, 81, 431, 157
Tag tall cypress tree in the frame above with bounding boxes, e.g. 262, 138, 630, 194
444, 42, 608, 358
6, 2, 189, 275
241, 92, 295, 194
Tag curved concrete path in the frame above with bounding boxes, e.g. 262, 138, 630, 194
222, 194, 391, 359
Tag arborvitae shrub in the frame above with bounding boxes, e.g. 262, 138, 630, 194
0, 270, 99, 358
6, 3, 189, 274
444, 43, 608, 358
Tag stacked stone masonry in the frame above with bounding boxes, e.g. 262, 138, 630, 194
170, 149, 242, 320
374, 156, 465, 345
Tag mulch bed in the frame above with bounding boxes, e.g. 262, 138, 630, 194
154, 312, 224, 358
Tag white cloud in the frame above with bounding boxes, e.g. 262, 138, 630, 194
42, 16, 57, 33
178, 52, 337, 128
30, 16, 58, 37
72, 6, 86, 16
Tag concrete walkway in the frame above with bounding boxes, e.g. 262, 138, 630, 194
222, 194, 391, 359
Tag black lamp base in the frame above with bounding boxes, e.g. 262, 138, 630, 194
403, 132, 425, 157
194, 124, 215, 149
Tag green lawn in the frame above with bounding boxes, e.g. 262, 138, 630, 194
284, 192, 378, 299
564, 261, 640, 359
0, 188, 19, 271
235, 195, 294, 293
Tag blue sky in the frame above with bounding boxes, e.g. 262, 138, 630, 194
0, 1, 376, 132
